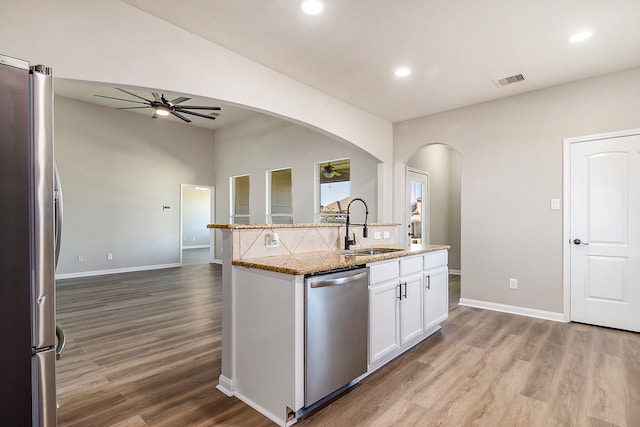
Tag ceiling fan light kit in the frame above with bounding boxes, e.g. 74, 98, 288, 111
95, 87, 221, 123
154, 105, 171, 116
301, 0, 323, 15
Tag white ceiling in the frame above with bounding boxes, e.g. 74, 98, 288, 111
120, 0, 640, 122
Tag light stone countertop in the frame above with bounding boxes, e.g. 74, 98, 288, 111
232, 244, 450, 275
207, 222, 400, 229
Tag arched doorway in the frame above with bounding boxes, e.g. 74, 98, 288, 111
406, 143, 461, 274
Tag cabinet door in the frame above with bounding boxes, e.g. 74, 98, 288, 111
369, 281, 400, 364
424, 266, 449, 330
400, 274, 423, 344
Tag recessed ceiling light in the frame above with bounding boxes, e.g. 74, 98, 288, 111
394, 68, 412, 77
301, 0, 323, 15
569, 31, 593, 43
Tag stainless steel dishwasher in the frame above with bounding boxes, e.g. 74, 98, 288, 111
305, 266, 369, 407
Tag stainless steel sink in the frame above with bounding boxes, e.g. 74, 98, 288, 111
338, 247, 404, 256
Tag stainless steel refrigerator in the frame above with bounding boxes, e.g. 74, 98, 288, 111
0, 54, 64, 426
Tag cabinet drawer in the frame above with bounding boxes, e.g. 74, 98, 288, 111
424, 250, 448, 270
399, 256, 422, 276
369, 261, 399, 285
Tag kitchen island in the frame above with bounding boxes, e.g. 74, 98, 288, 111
208, 223, 449, 426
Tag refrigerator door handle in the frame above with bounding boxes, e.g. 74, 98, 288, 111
30, 64, 56, 350
55, 326, 66, 360
54, 162, 63, 268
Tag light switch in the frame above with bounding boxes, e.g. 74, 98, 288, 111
550, 199, 560, 210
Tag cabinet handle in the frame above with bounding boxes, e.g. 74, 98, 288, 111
403, 282, 408, 299
426, 275, 431, 290
397, 283, 402, 300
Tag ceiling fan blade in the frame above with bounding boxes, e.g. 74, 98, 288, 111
169, 96, 191, 105
333, 171, 342, 176
174, 105, 221, 111
151, 92, 162, 101
94, 94, 148, 105
178, 109, 218, 121
115, 87, 152, 103
171, 111, 192, 123
117, 106, 152, 110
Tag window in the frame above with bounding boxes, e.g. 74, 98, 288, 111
318, 159, 350, 223
267, 168, 293, 224
230, 175, 250, 224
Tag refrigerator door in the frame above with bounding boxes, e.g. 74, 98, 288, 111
0, 53, 33, 427
32, 350, 57, 427
30, 65, 56, 350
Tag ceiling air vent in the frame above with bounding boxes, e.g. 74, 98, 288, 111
493, 73, 526, 88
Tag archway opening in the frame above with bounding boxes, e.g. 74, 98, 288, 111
406, 143, 461, 273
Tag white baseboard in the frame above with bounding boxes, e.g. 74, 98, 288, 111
56, 263, 181, 280
211, 259, 223, 265
216, 375, 234, 397
182, 245, 210, 249
458, 298, 566, 323
234, 390, 291, 427
449, 269, 461, 275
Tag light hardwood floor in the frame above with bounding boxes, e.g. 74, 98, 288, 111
56, 266, 640, 426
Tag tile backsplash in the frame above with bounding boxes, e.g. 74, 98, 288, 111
233, 224, 400, 260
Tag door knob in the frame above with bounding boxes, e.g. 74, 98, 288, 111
573, 238, 589, 245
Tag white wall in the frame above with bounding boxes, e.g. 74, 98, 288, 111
395, 67, 640, 314
407, 144, 461, 271
213, 114, 380, 259
55, 97, 215, 275
0, 0, 393, 221
182, 186, 211, 248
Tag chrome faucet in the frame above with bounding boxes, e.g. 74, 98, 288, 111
344, 198, 369, 250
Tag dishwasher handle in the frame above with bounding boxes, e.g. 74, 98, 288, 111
310, 271, 368, 288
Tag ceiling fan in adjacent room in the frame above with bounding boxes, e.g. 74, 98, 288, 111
322, 163, 342, 178
95, 88, 221, 123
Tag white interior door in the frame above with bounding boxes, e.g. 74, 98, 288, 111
406, 169, 428, 246
569, 132, 640, 332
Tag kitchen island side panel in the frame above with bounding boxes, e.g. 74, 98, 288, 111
233, 266, 304, 425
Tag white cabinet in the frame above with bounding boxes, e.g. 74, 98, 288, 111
369, 255, 424, 364
423, 251, 449, 331
424, 265, 448, 330
399, 256, 423, 344
400, 273, 423, 343
368, 250, 449, 366
369, 260, 400, 363
369, 281, 400, 362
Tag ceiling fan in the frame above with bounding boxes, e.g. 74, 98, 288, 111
95, 88, 221, 123
323, 163, 342, 178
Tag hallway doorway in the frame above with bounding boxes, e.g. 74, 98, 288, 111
180, 184, 215, 265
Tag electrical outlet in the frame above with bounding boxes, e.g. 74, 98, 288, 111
107, 253, 113, 261
374, 231, 381, 239
383, 231, 390, 239
266, 233, 280, 248
509, 278, 518, 289
77, 256, 84, 262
